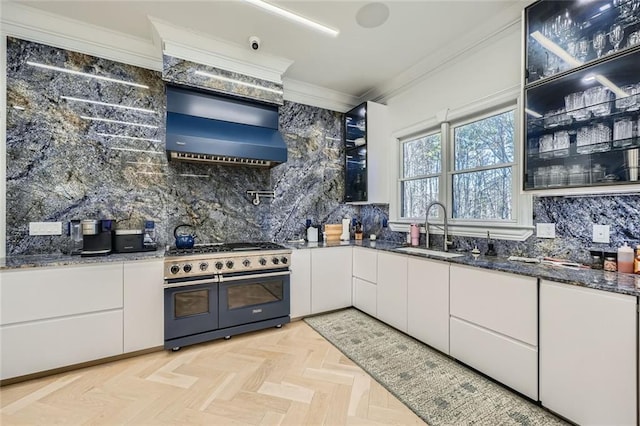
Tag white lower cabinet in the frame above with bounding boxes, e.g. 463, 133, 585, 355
290, 249, 312, 318
540, 280, 637, 426
311, 246, 352, 314
449, 265, 538, 400
123, 260, 164, 353
407, 258, 450, 354
376, 252, 408, 332
0, 263, 124, 380
353, 277, 376, 317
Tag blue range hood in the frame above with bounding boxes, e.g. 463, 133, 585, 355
165, 85, 287, 167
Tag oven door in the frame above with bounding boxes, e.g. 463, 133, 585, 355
218, 270, 290, 329
164, 276, 218, 340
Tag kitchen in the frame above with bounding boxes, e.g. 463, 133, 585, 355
1, 0, 640, 425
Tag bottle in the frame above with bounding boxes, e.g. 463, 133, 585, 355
617, 242, 634, 273
634, 245, 640, 275
604, 253, 617, 272
410, 224, 419, 246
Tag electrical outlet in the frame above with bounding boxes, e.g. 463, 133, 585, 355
29, 221, 62, 236
536, 223, 556, 238
592, 224, 610, 243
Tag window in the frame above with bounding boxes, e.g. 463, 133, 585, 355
394, 99, 532, 240
401, 132, 441, 218
452, 110, 515, 220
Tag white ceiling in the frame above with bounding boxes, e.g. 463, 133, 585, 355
5, 0, 530, 104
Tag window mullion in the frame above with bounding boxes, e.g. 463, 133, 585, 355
441, 122, 452, 220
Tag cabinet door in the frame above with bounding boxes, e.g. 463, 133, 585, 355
450, 265, 537, 345
407, 257, 449, 354
0, 310, 123, 380
376, 252, 408, 332
123, 260, 164, 353
290, 249, 312, 318
365, 101, 390, 204
353, 247, 377, 283
540, 280, 637, 425
353, 277, 376, 317
1, 263, 123, 325
311, 247, 352, 314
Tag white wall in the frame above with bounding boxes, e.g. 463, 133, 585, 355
386, 23, 522, 135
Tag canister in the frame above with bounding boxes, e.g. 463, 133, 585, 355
604, 253, 617, 272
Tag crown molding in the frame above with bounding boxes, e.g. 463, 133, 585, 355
149, 16, 293, 84
283, 78, 359, 113
0, 2, 161, 71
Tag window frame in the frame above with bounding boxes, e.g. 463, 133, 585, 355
390, 93, 533, 241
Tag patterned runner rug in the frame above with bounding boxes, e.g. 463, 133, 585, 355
304, 309, 567, 426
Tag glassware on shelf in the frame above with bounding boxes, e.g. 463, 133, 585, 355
585, 86, 612, 117
548, 165, 568, 187
533, 166, 549, 188
613, 117, 634, 147
593, 30, 607, 58
591, 163, 606, 183
565, 91, 590, 121
625, 149, 639, 181
539, 134, 555, 158
577, 37, 590, 62
609, 23, 624, 52
628, 31, 640, 48
576, 124, 612, 154
568, 164, 588, 185
554, 130, 571, 156
615, 84, 640, 111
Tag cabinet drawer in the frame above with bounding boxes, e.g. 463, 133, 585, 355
353, 247, 377, 283
450, 317, 538, 400
0, 310, 123, 380
450, 265, 537, 345
1, 264, 123, 325
353, 277, 376, 317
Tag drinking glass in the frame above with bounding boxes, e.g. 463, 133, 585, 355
585, 86, 612, 116
615, 84, 639, 111
628, 31, 640, 48
613, 118, 634, 147
554, 130, 570, 156
609, 23, 624, 52
593, 31, 607, 58
539, 134, 554, 157
565, 91, 589, 120
577, 37, 590, 62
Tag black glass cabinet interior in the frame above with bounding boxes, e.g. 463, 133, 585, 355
345, 103, 368, 202
524, 0, 640, 191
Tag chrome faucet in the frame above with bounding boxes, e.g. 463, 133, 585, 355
424, 201, 452, 252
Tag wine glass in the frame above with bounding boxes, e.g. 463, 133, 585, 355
609, 23, 624, 52
593, 31, 606, 58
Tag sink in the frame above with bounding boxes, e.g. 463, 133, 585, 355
394, 247, 464, 258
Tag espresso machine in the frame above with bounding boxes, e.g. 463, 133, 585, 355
80, 219, 113, 257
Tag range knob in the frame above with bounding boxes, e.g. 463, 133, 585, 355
226, 260, 234, 269
280, 257, 288, 265
215, 261, 224, 270
242, 259, 251, 267
199, 262, 209, 271
259, 258, 267, 266
170, 265, 180, 275
272, 257, 280, 265
183, 264, 192, 273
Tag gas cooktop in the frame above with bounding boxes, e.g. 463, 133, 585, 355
164, 241, 291, 279
165, 241, 287, 257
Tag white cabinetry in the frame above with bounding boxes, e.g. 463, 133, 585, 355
0, 263, 124, 380
407, 257, 449, 354
449, 265, 538, 400
376, 251, 408, 332
311, 246, 352, 314
352, 247, 377, 317
123, 260, 164, 353
540, 280, 637, 426
290, 249, 312, 318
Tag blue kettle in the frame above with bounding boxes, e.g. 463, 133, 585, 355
174, 224, 196, 249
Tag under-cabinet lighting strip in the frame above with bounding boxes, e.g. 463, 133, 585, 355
525, 108, 543, 118
242, 0, 339, 37
178, 174, 210, 178
193, 70, 283, 94
110, 147, 163, 154
61, 96, 157, 114
81, 116, 158, 128
26, 61, 149, 89
96, 133, 161, 143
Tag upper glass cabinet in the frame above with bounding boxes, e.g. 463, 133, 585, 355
525, 0, 640, 85
345, 103, 367, 202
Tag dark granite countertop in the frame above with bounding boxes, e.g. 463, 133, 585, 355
0, 250, 165, 270
284, 239, 640, 298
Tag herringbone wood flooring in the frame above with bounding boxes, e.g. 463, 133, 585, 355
0, 320, 426, 425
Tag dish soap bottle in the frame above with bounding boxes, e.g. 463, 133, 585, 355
617, 242, 634, 273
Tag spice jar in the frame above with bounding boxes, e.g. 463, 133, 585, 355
604, 253, 617, 272
590, 250, 603, 270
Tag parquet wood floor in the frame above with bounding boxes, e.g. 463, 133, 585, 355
0, 320, 426, 425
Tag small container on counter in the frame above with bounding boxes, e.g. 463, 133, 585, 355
603, 252, 617, 272
617, 242, 634, 274
589, 249, 603, 270
410, 224, 419, 246
634, 245, 640, 275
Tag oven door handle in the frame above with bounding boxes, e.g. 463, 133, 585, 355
164, 277, 219, 289
219, 270, 290, 283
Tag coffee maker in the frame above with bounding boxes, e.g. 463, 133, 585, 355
80, 219, 113, 257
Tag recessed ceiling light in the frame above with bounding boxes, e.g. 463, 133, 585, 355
356, 2, 390, 29
242, 0, 339, 37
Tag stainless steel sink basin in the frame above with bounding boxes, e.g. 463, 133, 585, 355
394, 247, 464, 258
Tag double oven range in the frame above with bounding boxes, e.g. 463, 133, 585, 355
163, 242, 291, 351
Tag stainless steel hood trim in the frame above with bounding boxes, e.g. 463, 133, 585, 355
169, 152, 273, 167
